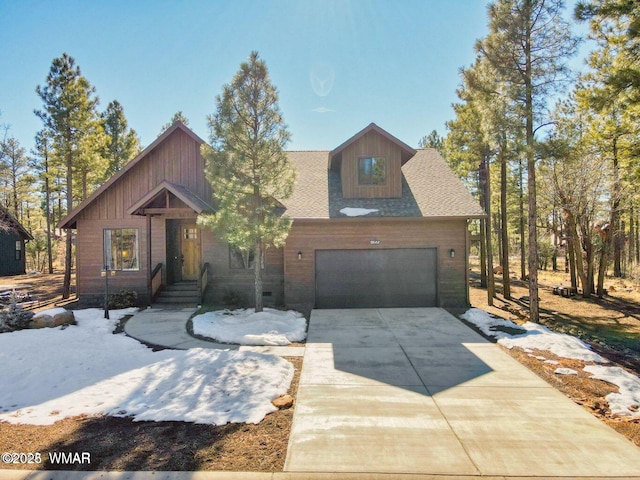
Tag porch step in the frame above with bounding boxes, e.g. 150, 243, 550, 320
154, 282, 201, 305
164, 281, 199, 291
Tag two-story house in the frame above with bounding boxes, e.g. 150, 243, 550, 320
59, 122, 484, 310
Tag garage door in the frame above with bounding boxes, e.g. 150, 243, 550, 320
315, 248, 437, 308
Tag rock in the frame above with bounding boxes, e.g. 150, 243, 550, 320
30, 311, 75, 329
493, 265, 503, 274
30, 314, 53, 329
53, 311, 76, 327
272, 394, 294, 409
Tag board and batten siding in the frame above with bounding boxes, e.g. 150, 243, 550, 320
339, 130, 403, 199
76, 128, 212, 222
284, 218, 469, 311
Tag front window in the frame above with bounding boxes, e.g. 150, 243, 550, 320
104, 229, 139, 271
15, 240, 21, 261
358, 157, 386, 185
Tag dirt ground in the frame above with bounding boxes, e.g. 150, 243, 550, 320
0, 356, 301, 471
467, 259, 640, 447
0, 270, 75, 311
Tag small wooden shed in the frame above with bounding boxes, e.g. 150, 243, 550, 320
0, 206, 33, 276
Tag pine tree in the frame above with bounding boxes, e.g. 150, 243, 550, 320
101, 100, 141, 181
160, 111, 190, 133
199, 52, 296, 312
477, 0, 578, 322
418, 130, 443, 151
31, 129, 57, 273
0, 136, 28, 220
35, 53, 102, 298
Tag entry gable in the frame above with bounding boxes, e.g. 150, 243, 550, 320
127, 180, 214, 216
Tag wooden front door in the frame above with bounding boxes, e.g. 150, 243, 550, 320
166, 220, 200, 283
181, 224, 200, 281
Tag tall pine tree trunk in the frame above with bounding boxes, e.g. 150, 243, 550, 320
612, 137, 622, 277
62, 151, 73, 299
519, 156, 526, 281
524, 12, 540, 323
481, 154, 495, 305
45, 166, 53, 274
596, 234, 609, 297
629, 205, 635, 267
254, 241, 263, 312
500, 150, 511, 299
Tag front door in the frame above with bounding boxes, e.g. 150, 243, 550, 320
181, 224, 200, 280
166, 220, 200, 283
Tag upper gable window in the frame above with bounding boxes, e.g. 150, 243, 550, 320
358, 157, 386, 185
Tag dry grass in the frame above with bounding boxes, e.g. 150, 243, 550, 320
468, 258, 640, 446
0, 356, 301, 471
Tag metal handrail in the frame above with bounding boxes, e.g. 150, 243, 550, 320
198, 262, 210, 303
151, 263, 163, 300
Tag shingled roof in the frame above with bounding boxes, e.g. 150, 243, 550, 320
283, 148, 485, 219
0, 206, 33, 240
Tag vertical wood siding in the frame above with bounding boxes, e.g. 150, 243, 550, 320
77, 129, 212, 222
340, 131, 403, 198
0, 232, 25, 276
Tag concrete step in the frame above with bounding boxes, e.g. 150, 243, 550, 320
159, 289, 199, 297
164, 282, 199, 292
154, 295, 201, 304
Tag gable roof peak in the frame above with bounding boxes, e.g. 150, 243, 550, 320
329, 123, 417, 170
58, 121, 206, 229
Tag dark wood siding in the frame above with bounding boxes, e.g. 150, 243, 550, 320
340, 130, 403, 198
284, 218, 469, 310
0, 232, 26, 276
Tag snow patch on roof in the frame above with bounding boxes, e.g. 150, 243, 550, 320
339, 207, 379, 217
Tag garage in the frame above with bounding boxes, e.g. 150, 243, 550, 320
315, 248, 438, 308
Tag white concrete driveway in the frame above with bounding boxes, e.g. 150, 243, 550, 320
284, 308, 640, 477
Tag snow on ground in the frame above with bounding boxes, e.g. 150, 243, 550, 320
0, 308, 293, 425
460, 308, 525, 338
33, 307, 68, 318
461, 307, 640, 417
584, 365, 640, 417
461, 308, 607, 362
555, 368, 578, 375
339, 207, 379, 217
192, 308, 307, 346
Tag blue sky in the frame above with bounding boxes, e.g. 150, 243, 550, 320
0, 0, 585, 153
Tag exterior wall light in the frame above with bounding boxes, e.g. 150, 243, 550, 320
297, 251, 303, 260
449, 248, 456, 259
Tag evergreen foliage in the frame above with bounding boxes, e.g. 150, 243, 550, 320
0, 294, 35, 333
101, 100, 141, 180
199, 52, 296, 312
35, 53, 103, 298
